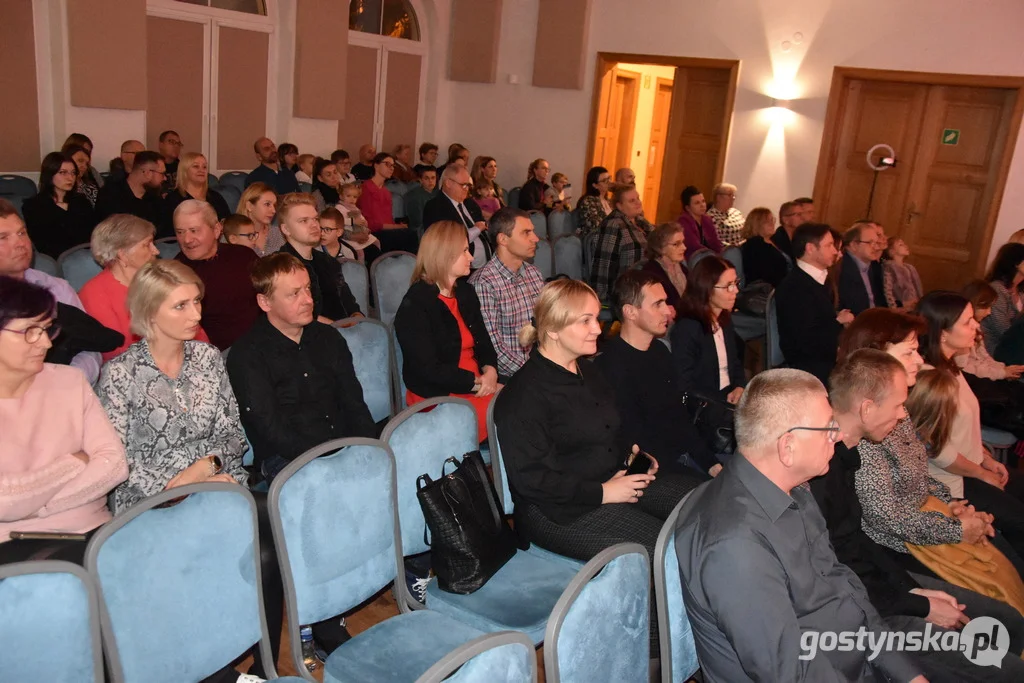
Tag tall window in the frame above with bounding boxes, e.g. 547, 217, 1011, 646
349, 0, 420, 41
175, 0, 267, 14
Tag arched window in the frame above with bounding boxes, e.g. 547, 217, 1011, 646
174, 0, 267, 15
349, 0, 420, 41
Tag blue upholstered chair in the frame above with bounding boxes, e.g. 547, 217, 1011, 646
382, 398, 580, 644
31, 251, 60, 276
370, 250, 416, 326
507, 186, 521, 211
392, 191, 406, 219
765, 289, 784, 370
390, 323, 408, 411
532, 240, 553, 280
547, 211, 575, 241
267, 438, 490, 682
57, 243, 102, 291
0, 560, 104, 683
218, 171, 249, 194
982, 425, 1017, 464
335, 317, 394, 422
687, 248, 715, 269
418, 631, 537, 683
544, 544, 651, 683
217, 183, 242, 213
653, 495, 701, 683
553, 236, 583, 280
207, 172, 219, 186
84, 483, 302, 683
340, 258, 371, 315
297, 181, 312, 193
154, 236, 180, 259
581, 231, 598, 284
528, 211, 548, 240
721, 245, 744, 286
0, 174, 37, 205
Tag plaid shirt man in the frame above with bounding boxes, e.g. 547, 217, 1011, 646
469, 255, 544, 378
590, 210, 651, 305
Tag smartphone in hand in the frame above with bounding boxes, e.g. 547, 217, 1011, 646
624, 450, 653, 476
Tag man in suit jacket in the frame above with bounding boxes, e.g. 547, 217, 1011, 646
422, 165, 492, 269
770, 200, 805, 260
775, 223, 853, 385
837, 221, 886, 315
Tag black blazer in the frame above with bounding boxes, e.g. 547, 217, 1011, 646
740, 235, 790, 288
422, 193, 484, 231
775, 266, 842, 385
394, 278, 499, 398
640, 259, 687, 318
22, 192, 96, 259
670, 316, 745, 399
836, 251, 885, 316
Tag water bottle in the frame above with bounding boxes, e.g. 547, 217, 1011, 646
300, 625, 319, 672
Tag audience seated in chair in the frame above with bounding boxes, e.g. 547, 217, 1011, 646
97, 259, 247, 515
675, 368, 926, 683
677, 185, 723, 255
470, 155, 507, 208
770, 200, 805, 261
276, 192, 362, 324
468, 207, 544, 381
391, 143, 417, 184
614, 167, 636, 187
837, 220, 886, 315
161, 152, 230, 234
439, 142, 471, 175
706, 182, 744, 247
594, 270, 718, 478
423, 165, 491, 269
413, 141, 440, 176
157, 130, 182, 193
318, 207, 363, 262
981, 242, 1024, 355
883, 236, 923, 308
356, 152, 419, 255
94, 151, 165, 234
22, 151, 96, 259
333, 182, 381, 261
1, 199, 102, 383
237, 181, 282, 255
329, 149, 357, 185
226, 252, 376, 483
0, 276, 127, 560
61, 142, 98, 208
739, 206, 790, 288
404, 166, 439, 234
245, 137, 299, 195
79, 214, 210, 362
105, 139, 144, 185
221, 213, 267, 255
775, 222, 852, 384
590, 184, 654, 306
351, 143, 377, 182
173, 199, 260, 350
277, 141, 299, 178
295, 153, 315, 185
574, 166, 613, 238
639, 222, 688, 319
517, 158, 552, 213
394, 220, 498, 442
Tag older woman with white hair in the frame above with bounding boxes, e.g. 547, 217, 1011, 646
79, 214, 209, 361
97, 259, 247, 514
706, 182, 745, 246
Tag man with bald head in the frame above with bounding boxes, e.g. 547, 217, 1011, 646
246, 136, 299, 194
108, 139, 145, 183
422, 164, 491, 269
351, 143, 377, 181
615, 167, 636, 187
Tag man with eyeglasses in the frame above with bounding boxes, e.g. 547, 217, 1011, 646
422, 164, 492, 269
771, 199, 806, 260
812, 349, 1024, 682
675, 366, 926, 683
157, 130, 182, 192
246, 136, 300, 195
106, 139, 145, 184
837, 220, 887, 315
95, 150, 165, 232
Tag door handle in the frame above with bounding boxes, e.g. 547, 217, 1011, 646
906, 203, 920, 225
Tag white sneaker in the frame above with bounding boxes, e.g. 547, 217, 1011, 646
236, 674, 266, 683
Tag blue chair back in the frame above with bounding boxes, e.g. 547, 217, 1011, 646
85, 484, 280, 683
687, 248, 715, 269
154, 237, 180, 259
487, 395, 514, 515
57, 243, 101, 291
533, 240, 553, 280
390, 323, 408, 410
507, 187, 521, 211
582, 231, 598, 283
765, 289, 784, 370
335, 317, 394, 422
0, 173, 37, 201
553, 236, 583, 280
392, 191, 406, 219
297, 181, 312, 193
386, 179, 411, 197
654, 494, 701, 683
380, 397, 479, 557
217, 183, 242, 213
0, 560, 103, 683
370, 250, 416, 326
340, 258, 370, 315
722, 245, 744, 286
544, 544, 650, 683
419, 631, 537, 683
31, 251, 60, 276
268, 439, 403, 627
218, 171, 248, 194
547, 211, 574, 241
529, 211, 548, 239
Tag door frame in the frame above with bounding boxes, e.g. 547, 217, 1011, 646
584, 52, 739, 192
611, 68, 641, 172
813, 67, 1024, 273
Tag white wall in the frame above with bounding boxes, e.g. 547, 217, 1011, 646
430, 0, 1024, 262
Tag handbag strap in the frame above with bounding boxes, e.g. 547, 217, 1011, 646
463, 451, 506, 527
441, 456, 461, 477
416, 473, 433, 491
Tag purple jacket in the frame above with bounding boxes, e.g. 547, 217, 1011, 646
677, 212, 723, 255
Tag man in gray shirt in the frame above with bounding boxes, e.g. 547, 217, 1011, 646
675, 368, 926, 682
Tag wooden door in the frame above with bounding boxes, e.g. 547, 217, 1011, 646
614, 71, 640, 172
642, 78, 673, 212
216, 26, 268, 169
146, 16, 206, 155
656, 67, 732, 223
381, 51, 422, 152
339, 45, 380, 152
591, 67, 639, 173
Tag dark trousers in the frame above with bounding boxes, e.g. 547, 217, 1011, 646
0, 533, 93, 565
963, 473, 1024, 558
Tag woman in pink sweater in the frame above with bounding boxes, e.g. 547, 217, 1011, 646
0, 276, 127, 559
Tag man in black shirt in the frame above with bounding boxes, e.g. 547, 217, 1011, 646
157, 130, 182, 192
594, 270, 717, 477
351, 143, 377, 181
276, 192, 362, 323
771, 199, 805, 260
95, 150, 165, 231
815, 349, 1024, 682
226, 252, 376, 481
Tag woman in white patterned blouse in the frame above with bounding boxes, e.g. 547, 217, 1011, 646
98, 260, 247, 514
706, 182, 745, 247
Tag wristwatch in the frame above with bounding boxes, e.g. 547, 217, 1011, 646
208, 455, 223, 476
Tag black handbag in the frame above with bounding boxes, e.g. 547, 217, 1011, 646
682, 392, 737, 456
735, 281, 772, 317
416, 451, 518, 594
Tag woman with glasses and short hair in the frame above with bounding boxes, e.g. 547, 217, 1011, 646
670, 255, 746, 404
0, 276, 127, 559
640, 222, 688, 318
22, 151, 96, 259
707, 182, 745, 247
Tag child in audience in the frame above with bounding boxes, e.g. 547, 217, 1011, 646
295, 153, 315, 184
334, 151, 356, 184
318, 207, 360, 261
337, 184, 381, 257
544, 172, 571, 211
474, 184, 501, 220
883, 237, 923, 309
221, 213, 267, 255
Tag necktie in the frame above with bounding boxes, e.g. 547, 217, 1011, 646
457, 203, 474, 230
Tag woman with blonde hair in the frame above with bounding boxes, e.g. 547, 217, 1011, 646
393, 220, 498, 441
237, 181, 282, 255
97, 259, 247, 514
739, 206, 790, 287
162, 152, 230, 230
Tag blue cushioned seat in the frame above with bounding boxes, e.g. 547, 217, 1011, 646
722, 245, 744, 286
31, 251, 60, 276
217, 183, 242, 213
218, 171, 248, 194
390, 323, 408, 410
57, 243, 102, 291
553, 235, 583, 279
765, 289, 784, 370
370, 251, 416, 326
547, 211, 575, 241
336, 317, 394, 422
533, 240, 553, 280
419, 631, 536, 683
654, 495, 701, 682
529, 211, 548, 239
154, 237, 180, 259
545, 544, 651, 683
340, 258, 370, 315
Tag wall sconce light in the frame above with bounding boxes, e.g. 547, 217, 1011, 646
771, 98, 792, 110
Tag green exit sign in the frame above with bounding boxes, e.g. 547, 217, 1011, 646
942, 129, 960, 146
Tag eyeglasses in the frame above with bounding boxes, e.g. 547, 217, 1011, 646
713, 281, 741, 292
778, 419, 841, 443
320, 225, 342, 233
234, 231, 258, 241
164, 139, 183, 147
379, 161, 395, 168
56, 169, 77, 177
2, 322, 62, 344
448, 179, 473, 190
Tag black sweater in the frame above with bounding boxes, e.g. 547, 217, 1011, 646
775, 265, 842, 385
22, 192, 96, 259
394, 278, 498, 398
740, 235, 790, 288
280, 243, 362, 321
495, 349, 623, 524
